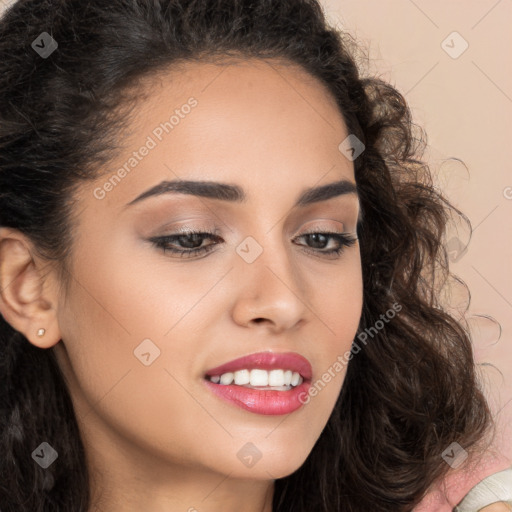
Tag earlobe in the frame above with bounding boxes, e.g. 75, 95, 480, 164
0, 227, 61, 349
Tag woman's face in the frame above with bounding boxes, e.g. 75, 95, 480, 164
53, 58, 363, 486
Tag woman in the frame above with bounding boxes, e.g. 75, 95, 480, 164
0, 0, 510, 510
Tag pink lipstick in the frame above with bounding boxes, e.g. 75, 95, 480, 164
203, 351, 312, 415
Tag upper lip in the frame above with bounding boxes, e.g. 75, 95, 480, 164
204, 351, 313, 380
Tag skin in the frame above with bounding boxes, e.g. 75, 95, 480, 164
0, 59, 364, 511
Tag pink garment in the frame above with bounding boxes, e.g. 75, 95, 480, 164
414, 451, 511, 511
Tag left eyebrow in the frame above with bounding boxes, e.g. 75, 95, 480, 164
123, 178, 358, 209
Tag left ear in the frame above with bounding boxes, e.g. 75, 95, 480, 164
0, 227, 62, 348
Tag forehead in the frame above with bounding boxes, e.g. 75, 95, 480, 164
123, 56, 349, 155
142, 56, 343, 119
85, 57, 355, 210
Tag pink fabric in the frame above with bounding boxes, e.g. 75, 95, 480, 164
414, 451, 511, 511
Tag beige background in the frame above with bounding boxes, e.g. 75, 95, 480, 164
320, 0, 512, 462
1, 0, 510, 462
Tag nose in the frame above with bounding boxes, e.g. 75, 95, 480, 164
230, 237, 309, 334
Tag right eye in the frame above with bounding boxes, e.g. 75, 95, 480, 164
149, 229, 223, 259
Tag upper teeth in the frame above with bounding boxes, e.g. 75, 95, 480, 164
209, 369, 303, 387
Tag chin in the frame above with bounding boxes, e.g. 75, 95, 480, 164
230, 446, 313, 481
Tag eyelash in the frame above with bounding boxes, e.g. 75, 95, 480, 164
149, 228, 358, 260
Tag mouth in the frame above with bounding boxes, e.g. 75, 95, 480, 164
202, 351, 312, 415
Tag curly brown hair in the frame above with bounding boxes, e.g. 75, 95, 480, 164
0, 0, 493, 510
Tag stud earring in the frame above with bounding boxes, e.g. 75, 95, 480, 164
37, 328, 46, 337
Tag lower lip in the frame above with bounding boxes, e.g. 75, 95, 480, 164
203, 379, 311, 415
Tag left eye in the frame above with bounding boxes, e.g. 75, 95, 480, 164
297, 231, 357, 255
149, 229, 358, 259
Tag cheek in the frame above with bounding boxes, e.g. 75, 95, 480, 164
312, 252, 363, 348
58, 242, 224, 406
56, 253, 211, 463
295, 255, 363, 413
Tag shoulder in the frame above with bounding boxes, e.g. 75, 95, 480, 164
454, 468, 512, 512
414, 452, 511, 511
